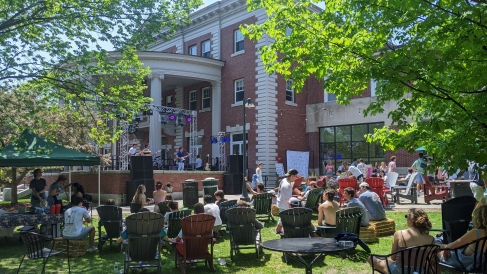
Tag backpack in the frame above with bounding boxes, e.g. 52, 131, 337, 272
335, 231, 359, 244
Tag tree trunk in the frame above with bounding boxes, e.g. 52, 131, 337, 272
11, 167, 17, 204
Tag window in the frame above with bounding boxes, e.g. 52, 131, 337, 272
234, 79, 244, 103
201, 40, 210, 58
189, 90, 196, 110
188, 45, 197, 56
234, 29, 244, 53
202, 87, 211, 109
165, 95, 173, 106
319, 123, 385, 174
230, 133, 248, 155
286, 80, 294, 102
324, 90, 337, 102
370, 79, 377, 97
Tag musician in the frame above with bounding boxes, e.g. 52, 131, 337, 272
176, 146, 189, 171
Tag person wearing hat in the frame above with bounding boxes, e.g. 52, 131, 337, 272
153, 181, 167, 212
358, 182, 386, 221
275, 169, 298, 233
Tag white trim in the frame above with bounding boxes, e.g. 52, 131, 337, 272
231, 50, 245, 57
198, 108, 211, 113
189, 90, 197, 110
324, 90, 336, 103
201, 40, 211, 57
188, 45, 197, 56
285, 79, 294, 103
234, 29, 244, 53
285, 101, 297, 107
370, 79, 377, 97
234, 78, 244, 104
202, 86, 211, 109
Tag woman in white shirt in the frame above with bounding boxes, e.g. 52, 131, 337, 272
255, 162, 264, 185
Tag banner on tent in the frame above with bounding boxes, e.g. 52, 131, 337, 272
286, 150, 309, 179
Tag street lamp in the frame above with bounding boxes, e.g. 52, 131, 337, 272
241, 98, 255, 201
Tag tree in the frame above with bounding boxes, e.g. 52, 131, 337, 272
243, 0, 487, 169
1, 0, 202, 143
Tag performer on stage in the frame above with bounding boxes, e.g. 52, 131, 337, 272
176, 146, 190, 171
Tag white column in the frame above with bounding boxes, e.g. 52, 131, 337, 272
211, 81, 222, 160
149, 72, 164, 153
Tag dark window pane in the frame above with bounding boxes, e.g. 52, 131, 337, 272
336, 142, 351, 159
351, 142, 368, 158
236, 41, 244, 52
369, 142, 385, 158
203, 98, 210, 109
352, 124, 368, 141
320, 127, 335, 143
235, 91, 244, 102
335, 126, 351, 142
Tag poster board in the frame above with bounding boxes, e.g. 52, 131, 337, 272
286, 150, 310, 179
275, 163, 285, 177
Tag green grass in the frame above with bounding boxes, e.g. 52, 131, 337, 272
0, 211, 442, 274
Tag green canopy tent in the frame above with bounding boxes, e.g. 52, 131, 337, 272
0, 129, 102, 205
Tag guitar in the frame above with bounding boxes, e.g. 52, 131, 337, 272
176, 153, 192, 162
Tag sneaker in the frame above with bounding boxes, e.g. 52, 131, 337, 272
87, 246, 98, 252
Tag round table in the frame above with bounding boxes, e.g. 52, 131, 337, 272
260, 238, 354, 274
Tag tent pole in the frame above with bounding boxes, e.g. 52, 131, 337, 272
98, 165, 101, 206
69, 167, 72, 202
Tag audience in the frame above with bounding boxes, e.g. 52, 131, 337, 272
117, 208, 169, 244
214, 190, 228, 207
203, 195, 223, 233
368, 208, 434, 273
317, 189, 340, 226
343, 187, 369, 227
63, 197, 97, 252
358, 183, 386, 221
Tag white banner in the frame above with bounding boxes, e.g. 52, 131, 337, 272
286, 150, 310, 179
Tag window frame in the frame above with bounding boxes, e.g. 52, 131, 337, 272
189, 90, 197, 110
234, 79, 244, 104
201, 40, 210, 58
230, 133, 248, 155
286, 80, 295, 102
234, 29, 244, 53
202, 87, 211, 109
188, 45, 197, 56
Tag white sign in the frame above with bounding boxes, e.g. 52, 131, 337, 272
286, 150, 310, 179
275, 163, 285, 177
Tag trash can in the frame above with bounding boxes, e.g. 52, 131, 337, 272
182, 179, 199, 207
202, 178, 219, 203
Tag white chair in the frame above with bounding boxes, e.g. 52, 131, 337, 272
393, 173, 418, 204
385, 172, 399, 203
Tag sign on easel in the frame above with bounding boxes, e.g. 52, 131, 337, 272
275, 163, 285, 177
286, 150, 310, 179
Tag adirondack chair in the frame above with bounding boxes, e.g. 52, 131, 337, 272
130, 203, 141, 213
302, 188, 324, 212
317, 207, 362, 239
338, 178, 358, 206
219, 200, 238, 227
123, 212, 164, 274
96, 205, 123, 253
371, 244, 439, 274
393, 173, 418, 204
167, 210, 192, 239
439, 196, 477, 244
251, 193, 274, 221
157, 201, 171, 216
384, 172, 399, 203
175, 214, 216, 274
423, 174, 450, 204
365, 177, 387, 207
279, 207, 313, 239
225, 207, 262, 260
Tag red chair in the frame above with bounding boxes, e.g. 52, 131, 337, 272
292, 176, 305, 196
338, 178, 357, 206
365, 177, 387, 207
317, 176, 326, 188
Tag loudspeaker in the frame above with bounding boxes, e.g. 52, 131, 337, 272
126, 179, 155, 205
224, 174, 243, 195
130, 156, 154, 180
228, 155, 244, 174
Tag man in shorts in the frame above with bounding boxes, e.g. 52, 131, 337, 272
275, 169, 298, 233
411, 152, 427, 196
63, 196, 97, 252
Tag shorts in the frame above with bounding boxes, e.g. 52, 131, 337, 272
64, 227, 91, 240
416, 173, 425, 183
470, 183, 485, 202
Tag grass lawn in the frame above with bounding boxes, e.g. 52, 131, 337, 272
0, 211, 442, 274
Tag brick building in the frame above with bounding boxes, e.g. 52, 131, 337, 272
107, 0, 417, 177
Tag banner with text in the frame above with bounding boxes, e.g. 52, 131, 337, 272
286, 150, 310, 179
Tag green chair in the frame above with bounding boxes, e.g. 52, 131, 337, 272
129, 203, 141, 213
252, 193, 274, 221
157, 201, 171, 216
302, 188, 323, 212
317, 207, 362, 238
225, 207, 262, 260
166, 210, 192, 239
279, 207, 313, 239
96, 205, 123, 253
218, 200, 238, 227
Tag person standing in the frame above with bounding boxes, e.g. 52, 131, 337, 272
129, 143, 137, 156
176, 146, 188, 171
255, 162, 264, 185
275, 169, 298, 233
325, 161, 335, 177
351, 158, 358, 167
468, 161, 486, 210
347, 165, 364, 183
195, 155, 203, 170
47, 174, 68, 207
30, 169, 48, 208
388, 156, 397, 173
411, 152, 427, 196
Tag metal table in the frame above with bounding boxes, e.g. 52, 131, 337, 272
260, 238, 354, 274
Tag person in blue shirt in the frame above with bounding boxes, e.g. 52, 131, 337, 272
343, 187, 370, 227
358, 182, 386, 221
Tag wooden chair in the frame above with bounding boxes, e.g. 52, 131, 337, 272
424, 174, 450, 204
18, 232, 70, 274
130, 203, 141, 213
175, 214, 216, 274
318, 207, 362, 239
439, 236, 487, 273
365, 177, 387, 207
317, 176, 326, 188
123, 212, 164, 274
279, 207, 313, 239
157, 201, 171, 216
292, 176, 305, 193
166, 209, 192, 239
225, 207, 262, 260
439, 196, 477, 244
251, 193, 274, 221
370, 244, 439, 274
96, 205, 123, 253
302, 188, 324, 212
219, 200, 238, 227
384, 172, 399, 203
338, 178, 357, 206
393, 173, 417, 204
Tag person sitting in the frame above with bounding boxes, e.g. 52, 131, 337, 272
397, 168, 414, 186
203, 195, 223, 233
164, 201, 179, 224
153, 181, 167, 212
195, 155, 203, 170
439, 205, 487, 270
174, 203, 209, 253
236, 200, 264, 229
358, 183, 386, 221
318, 189, 340, 226
132, 184, 153, 210
368, 208, 435, 273
343, 187, 370, 227
214, 190, 228, 207
71, 182, 85, 200
117, 208, 169, 244
165, 194, 174, 201
63, 197, 97, 252
289, 181, 318, 206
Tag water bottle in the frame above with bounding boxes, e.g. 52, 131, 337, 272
113, 262, 118, 274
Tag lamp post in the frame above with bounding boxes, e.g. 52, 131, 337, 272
241, 98, 255, 201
